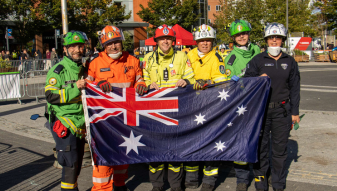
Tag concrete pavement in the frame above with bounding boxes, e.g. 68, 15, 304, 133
0, 61, 336, 190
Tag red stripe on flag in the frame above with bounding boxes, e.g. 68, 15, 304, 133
148, 112, 179, 125
91, 111, 122, 123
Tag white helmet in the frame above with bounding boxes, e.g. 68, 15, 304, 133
219, 44, 226, 50
264, 22, 287, 39
193, 24, 216, 41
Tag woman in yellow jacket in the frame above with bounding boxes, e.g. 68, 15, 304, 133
185, 24, 228, 191
142, 25, 195, 191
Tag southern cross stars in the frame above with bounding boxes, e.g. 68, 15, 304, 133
236, 105, 247, 116
228, 122, 233, 127
214, 140, 226, 151
194, 113, 206, 125
119, 130, 146, 155
218, 89, 230, 101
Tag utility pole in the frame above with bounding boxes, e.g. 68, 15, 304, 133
61, 0, 68, 34
286, 0, 289, 53
6, 27, 9, 51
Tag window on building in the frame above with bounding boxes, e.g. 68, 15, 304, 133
208, 5, 210, 11
216, 5, 221, 11
208, 19, 211, 25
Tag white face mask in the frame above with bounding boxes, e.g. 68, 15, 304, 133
267, 46, 281, 57
108, 52, 122, 59
237, 46, 247, 51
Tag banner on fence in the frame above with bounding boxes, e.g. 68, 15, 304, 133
85, 77, 271, 166
0, 72, 21, 100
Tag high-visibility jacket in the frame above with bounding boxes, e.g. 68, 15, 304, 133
86, 50, 134, 191
224, 43, 260, 78
86, 51, 145, 88
45, 56, 85, 138
142, 48, 195, 87
187, 48, 227, 83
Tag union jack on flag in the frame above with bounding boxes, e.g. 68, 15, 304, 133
84, 78, 271, 166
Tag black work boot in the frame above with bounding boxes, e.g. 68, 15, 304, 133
185, 181, 198, 189
200, 183, 214, 191
151, 187, 164, 191
236, 183, 248, 191
114, 185, 130, 191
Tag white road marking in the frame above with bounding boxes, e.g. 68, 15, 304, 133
301, 88, 337, 93
301, 85, 337, 89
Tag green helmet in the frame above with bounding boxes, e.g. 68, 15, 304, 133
63, 31, 86, 46
229, 19, 251, 36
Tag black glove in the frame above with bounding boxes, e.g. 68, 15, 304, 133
193, 79, 208, 90
97, 80, 112, 92
136, 84, 148, 95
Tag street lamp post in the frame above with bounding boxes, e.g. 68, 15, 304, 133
61, 0, 68, 35
286, 0, 289, 53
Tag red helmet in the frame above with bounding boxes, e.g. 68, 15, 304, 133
154, 24, 176, 41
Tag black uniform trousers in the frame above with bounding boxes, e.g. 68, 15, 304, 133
184, 161, 220, 186
253, 102, 292, 190
51, 121, 85, 191
234, 163, 250, 185
149, 162, 183, 189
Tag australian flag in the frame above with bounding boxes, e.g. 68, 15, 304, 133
84, 77, 270, 166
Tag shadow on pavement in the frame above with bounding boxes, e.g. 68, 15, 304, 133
0, 142, 58, 190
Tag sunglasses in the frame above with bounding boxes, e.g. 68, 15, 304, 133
267, 36, 283, 40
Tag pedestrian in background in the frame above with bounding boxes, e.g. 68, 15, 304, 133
12, 50, 18, 60
3, 50, 11, 61
45, 49, 52, 70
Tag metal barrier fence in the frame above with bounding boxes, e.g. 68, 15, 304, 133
0, 58, 62, 103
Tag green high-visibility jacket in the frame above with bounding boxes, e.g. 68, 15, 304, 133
224, 43, 260, 79
45, 57, 85, 138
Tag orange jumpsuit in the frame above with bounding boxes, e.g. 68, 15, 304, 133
87, 51, 145, 191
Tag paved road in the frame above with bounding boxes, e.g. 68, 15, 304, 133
0, 62, 336, 190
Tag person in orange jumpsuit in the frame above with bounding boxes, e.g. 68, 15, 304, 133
86, 25, 147, 191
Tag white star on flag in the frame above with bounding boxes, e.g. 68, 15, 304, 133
236, 105, 247, 116
228, 122, 233, 127
218, 89, 230, 101
214, 140, 226, 151
119, 130, 146, 155
194, 113, 206, 125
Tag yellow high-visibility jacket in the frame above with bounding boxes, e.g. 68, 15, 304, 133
188, 48, 228, 83
143, 48, 195, 88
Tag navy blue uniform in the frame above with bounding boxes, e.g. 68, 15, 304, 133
244, 51, 300, 190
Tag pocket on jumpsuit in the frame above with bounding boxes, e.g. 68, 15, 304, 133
57, 151, 73, 167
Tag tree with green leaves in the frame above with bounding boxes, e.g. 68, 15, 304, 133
214, 0, 318, 46
5, 0, 48, 50
315, 0, 337, 35
137, 0, 200, 36
36, 0, 131, 42
123, 31, 134, 52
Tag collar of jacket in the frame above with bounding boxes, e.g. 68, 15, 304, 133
190, 47, 216, 67
63, 56, 82, 75
158, 47, 174, 58
233, 45, 256, 58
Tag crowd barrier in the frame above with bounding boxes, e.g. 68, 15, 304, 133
0, 58, 62, 103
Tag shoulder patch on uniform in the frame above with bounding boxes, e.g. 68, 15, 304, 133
215, 52, 223, 62
53, 65, 64, 74
49, 77, 57, 85
225, 69, 231, 76
227, 54, 236, 66
219, 65, 225, 74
